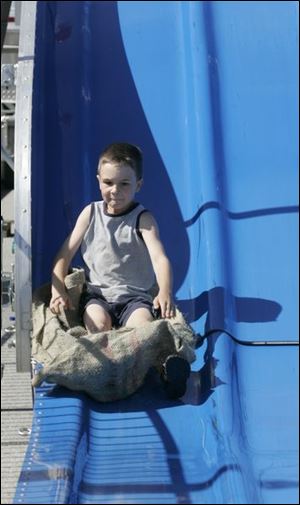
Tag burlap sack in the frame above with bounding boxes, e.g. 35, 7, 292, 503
31, 269, 197, 402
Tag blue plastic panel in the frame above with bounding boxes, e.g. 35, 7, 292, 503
15, 1, 298, 504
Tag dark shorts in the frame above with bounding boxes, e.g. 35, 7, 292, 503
79, 288, 156, 328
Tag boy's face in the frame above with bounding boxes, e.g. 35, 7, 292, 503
97, 162, 142, 215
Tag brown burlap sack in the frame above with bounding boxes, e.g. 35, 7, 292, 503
31, 270, 197, 402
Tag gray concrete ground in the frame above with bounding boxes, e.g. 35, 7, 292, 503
1, 188, 33, 505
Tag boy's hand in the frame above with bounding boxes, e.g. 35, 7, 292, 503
153, 291, 175, 319
49, 288, 73, 314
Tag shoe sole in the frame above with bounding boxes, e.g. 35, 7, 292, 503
164, 355, 190, 399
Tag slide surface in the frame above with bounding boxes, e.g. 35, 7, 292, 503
14, 2, 298, 503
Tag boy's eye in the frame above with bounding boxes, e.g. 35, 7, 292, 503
102, 180, 130, 187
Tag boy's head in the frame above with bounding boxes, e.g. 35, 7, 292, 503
98, 143, 143, 180
97, 143, 143, 215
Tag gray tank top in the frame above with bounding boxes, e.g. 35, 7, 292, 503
81, 201, 156, 303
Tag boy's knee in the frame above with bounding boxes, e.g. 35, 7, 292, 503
83, 305, 112, 333
84, 318, 112, 334
125, 308, 154, 328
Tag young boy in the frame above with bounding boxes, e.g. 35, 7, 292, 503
49, 143, 190, 398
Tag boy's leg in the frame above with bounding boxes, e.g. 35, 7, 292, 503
124, 308, 154, 328
123, 304, 190, 399
83, 300, 112, 333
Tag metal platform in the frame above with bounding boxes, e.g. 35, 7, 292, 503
1, 190, 33, 505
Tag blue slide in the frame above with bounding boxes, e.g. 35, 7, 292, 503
14, 2, 298, 503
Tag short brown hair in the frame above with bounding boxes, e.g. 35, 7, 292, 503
98, 143, 143, 180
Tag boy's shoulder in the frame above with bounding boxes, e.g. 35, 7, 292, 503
138, 209, 157, 229
84, 200, 102, 214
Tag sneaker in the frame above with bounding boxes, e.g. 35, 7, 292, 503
162, 355, 191, 399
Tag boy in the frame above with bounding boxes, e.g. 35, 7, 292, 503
49, 143, 190, 398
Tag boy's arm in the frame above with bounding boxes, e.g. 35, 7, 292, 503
50, 204, 91, 314
139, 212, 175, 318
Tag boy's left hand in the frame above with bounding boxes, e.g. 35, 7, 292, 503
153, 291, 176, 319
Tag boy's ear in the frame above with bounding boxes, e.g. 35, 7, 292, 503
136, 178, 143, 192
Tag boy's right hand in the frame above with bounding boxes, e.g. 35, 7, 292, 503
49, 289, 72, 314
